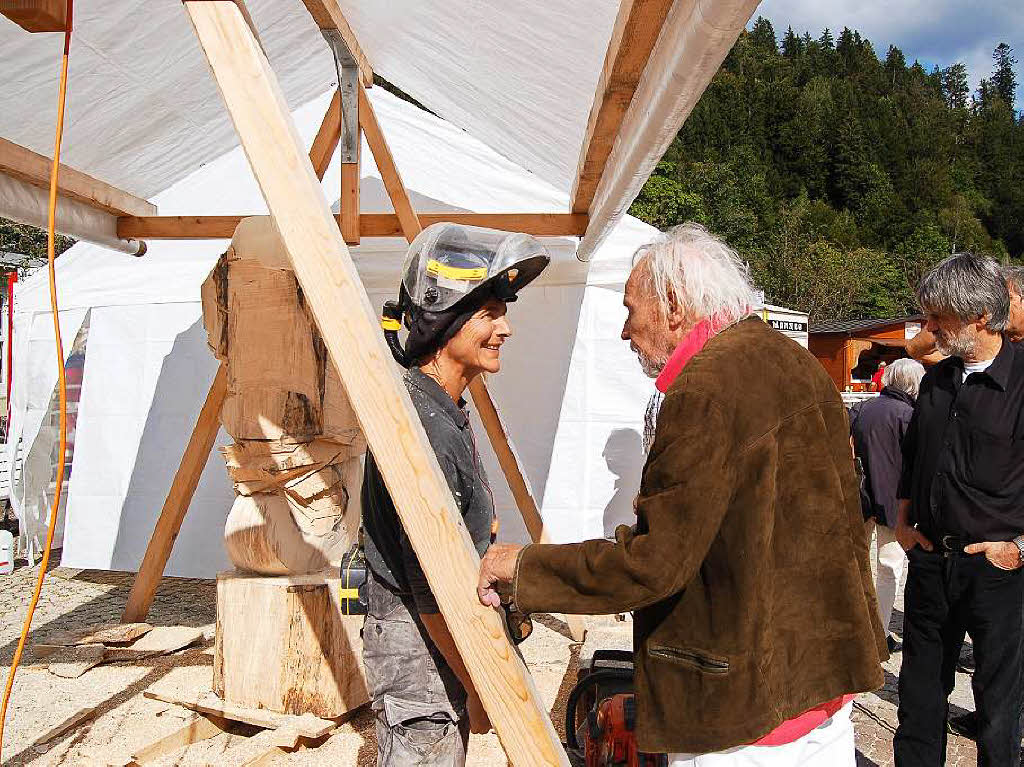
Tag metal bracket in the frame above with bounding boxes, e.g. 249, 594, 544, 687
322, 28, 360, 164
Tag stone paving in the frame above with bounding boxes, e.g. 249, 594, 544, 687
0, 548, 990, 765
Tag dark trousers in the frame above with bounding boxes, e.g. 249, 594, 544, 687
894, 547, 1024, 766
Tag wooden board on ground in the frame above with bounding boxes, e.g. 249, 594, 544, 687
30, 706, 98, 748
45, 622, 152, 647
214, 570, 368, 718
104, 625, 206, 662
47, 643, 106, 678
143, 690, 336, 738
127, 714, 229, 764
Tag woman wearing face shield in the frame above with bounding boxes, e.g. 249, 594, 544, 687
360, 223, 549, 767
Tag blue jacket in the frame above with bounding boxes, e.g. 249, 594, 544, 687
851, 387, 915, 527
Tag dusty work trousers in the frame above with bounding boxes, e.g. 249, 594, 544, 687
867, 519, 907, 634
894, 548, 1024, 767
362, 572, 469, 767
667, 702, 855, 766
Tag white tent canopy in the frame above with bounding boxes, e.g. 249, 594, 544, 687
0, 0, 758, 257
6, 89, 662, 576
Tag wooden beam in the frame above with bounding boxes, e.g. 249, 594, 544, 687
358, 88, 421, 242
129, 714, 229, 764
117, 212, 588, 240
122, 364, 227, 623
308, 90, 341, 181
0, 0, 67, 33
183, 4, 566, 764
299, 0, 372, 86
0, 137, 156, 218
468, 377, 587, 643
570, 0, 674, 214
340, 162, 360, 244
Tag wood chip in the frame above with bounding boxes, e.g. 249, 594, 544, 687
104, 626, 204, 662
47, 643, 106, 678
30, 706, 97, 746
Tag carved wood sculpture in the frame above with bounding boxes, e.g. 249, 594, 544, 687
201, 216, 366, 575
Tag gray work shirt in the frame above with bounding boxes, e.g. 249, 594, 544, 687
361, 369, 495, 614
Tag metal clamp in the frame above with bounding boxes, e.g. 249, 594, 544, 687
321, 28, 360, 164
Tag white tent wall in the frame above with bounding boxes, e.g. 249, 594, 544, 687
8, 89, 660, 577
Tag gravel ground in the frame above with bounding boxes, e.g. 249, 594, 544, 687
0, 542, 985, 766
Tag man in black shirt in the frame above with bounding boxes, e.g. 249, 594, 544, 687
893, 252, 1024, 767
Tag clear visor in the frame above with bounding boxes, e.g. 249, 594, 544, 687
401, 223, 550, 312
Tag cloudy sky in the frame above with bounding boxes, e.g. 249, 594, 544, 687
753, 0, 1023, 111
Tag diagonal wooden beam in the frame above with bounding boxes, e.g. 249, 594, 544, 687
116, 212, 589, 240
570, 0, 674, 214
0, 137, 156, 218
308, 90, 342, 181
300, 0, 372, 87
358, 87, 420, 242
183, 4, 566, 763
122, 364, 228, 623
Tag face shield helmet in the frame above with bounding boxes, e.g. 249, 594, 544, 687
381, 223, 550, 367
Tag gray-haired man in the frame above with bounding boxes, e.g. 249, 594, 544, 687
893, 253, 1024, 766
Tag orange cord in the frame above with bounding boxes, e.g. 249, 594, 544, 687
0, 2, 73, 755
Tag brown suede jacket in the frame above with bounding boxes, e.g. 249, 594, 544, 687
513, 317, 887, 754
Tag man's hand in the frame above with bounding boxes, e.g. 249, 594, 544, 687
478, 543, 524, 607
964, 541, 1023, 570
895, 523, 933, 553
467, 693, 491, 734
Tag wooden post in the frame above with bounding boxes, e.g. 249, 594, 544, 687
360, 90, 585, 641
468, 378, 587, 641
183, 4, 566, 763
122, 364, 228, 623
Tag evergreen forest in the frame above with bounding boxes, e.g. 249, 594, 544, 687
629, 19, 1023, 323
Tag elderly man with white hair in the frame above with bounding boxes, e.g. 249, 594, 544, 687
478, 224, 886, 765
851, 358, 927, 653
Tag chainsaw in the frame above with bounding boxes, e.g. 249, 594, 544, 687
565, 650, 667, 767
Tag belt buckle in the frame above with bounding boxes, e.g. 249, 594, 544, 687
942, 534, 955, 551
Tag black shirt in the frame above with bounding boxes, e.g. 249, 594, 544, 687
361, 369, 495, 614
899, 338, 1024, 543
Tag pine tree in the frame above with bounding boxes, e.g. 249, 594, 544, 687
885, 46, 906, 89
818, 28, 835, 51
942, 63, 969, 111
992, 43, 1018, 108
749, 17, 778, 54
782, 26, 803, 59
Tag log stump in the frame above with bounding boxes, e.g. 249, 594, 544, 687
214, 570, 368, 718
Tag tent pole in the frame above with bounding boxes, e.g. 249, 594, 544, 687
122, 363, 228, 623
182, 3, 567, 763
360, 89, 587, 642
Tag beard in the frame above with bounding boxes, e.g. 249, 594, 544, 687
934, 324, 976, 359
632, 344, 667, 379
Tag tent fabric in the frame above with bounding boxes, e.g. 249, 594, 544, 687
7, 89, 660, 577
0, 1, 616, 203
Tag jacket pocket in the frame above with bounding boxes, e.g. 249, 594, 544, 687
648, 644, 730, 675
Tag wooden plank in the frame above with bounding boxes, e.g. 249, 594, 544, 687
117, 212, 589, 240
47, 643, 106, 678
182, 4, 567, 764
130, 714, 228, 764
122, 364, 228, 623
358, 87, 421, 242
30, 706, 98, 748
143, 690, 336, 738
0, 137, 156, 217
299, 0, 372, 86
44, 622, 152, 647
467, 377, 587, 643
340, 162, 360, 244
570, 0, 675, 214
104, 626, 205, 662
0, 0, 66, 32
308, 89, 341, 180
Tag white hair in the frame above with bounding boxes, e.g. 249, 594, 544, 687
632, 223, 758, 325
881, 358, 925, 399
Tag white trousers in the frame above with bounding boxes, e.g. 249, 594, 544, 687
869, 520, 906, 634
667, 702, 855, 767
